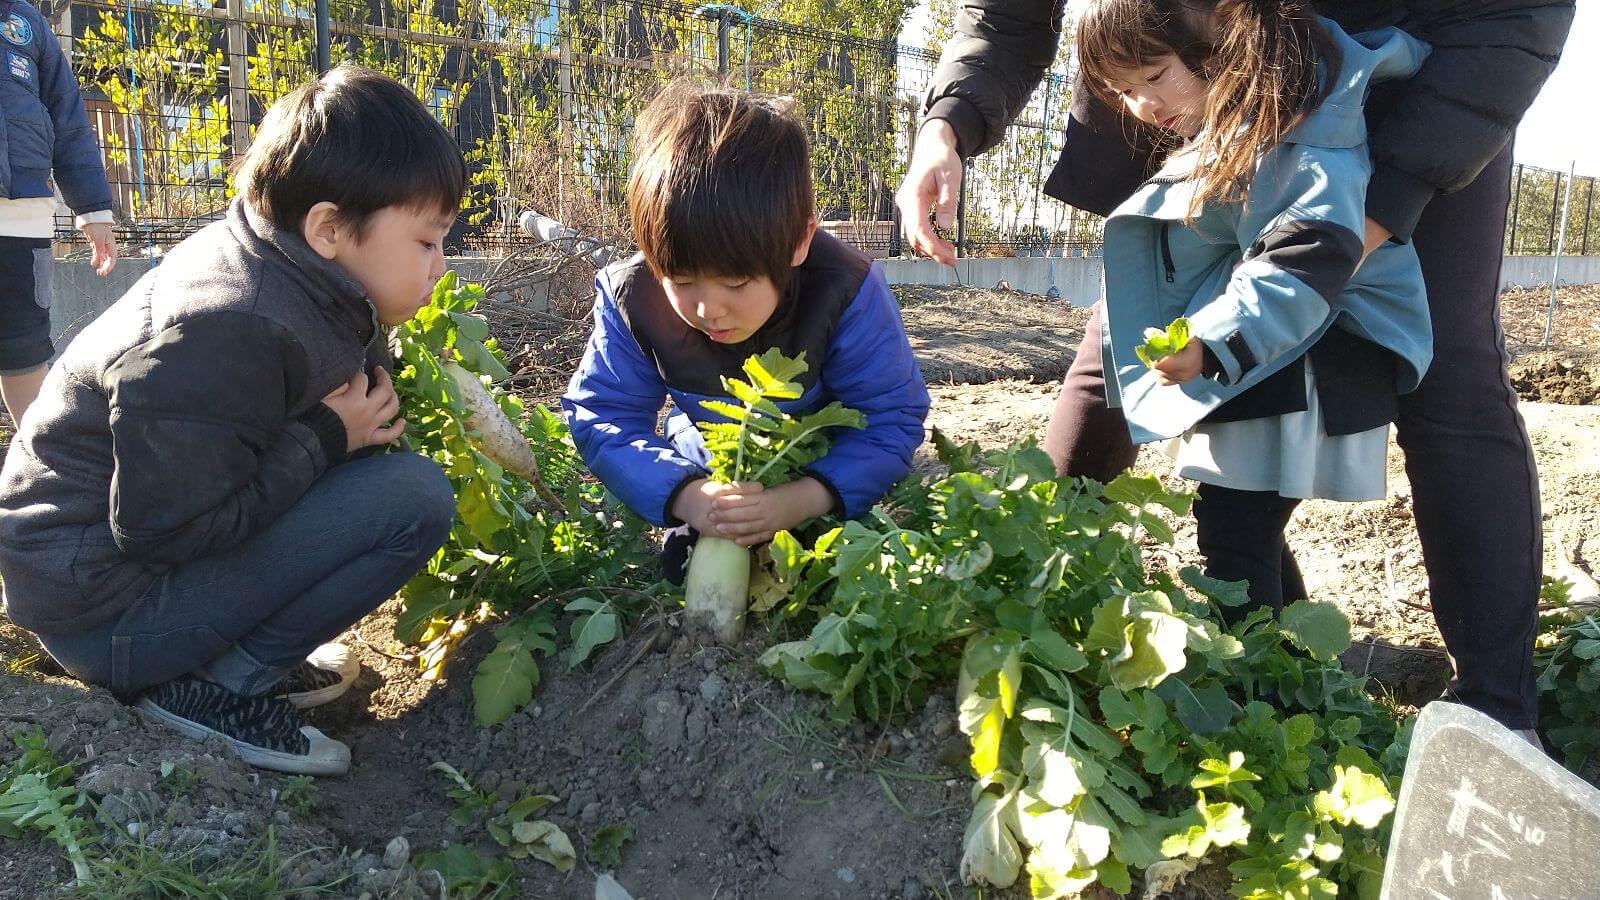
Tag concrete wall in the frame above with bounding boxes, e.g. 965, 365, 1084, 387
47, 253, 1600, 347
884, 254, 1600, 303
1498, 255, 1600, 291
880, 256, 1105, 306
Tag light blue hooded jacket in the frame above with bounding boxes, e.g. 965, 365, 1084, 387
1101, 21, 1434, 445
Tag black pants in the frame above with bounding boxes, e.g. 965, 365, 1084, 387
1043, 145, 1540, 728
1192, 484, 1308, 621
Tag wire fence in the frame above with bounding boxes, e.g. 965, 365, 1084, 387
1506, 162, 1597, 257
48, 0, 1591, 262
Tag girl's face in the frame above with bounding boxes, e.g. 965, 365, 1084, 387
1103, 53, 1209, 138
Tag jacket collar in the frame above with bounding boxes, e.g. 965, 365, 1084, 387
230, 200, 379, 342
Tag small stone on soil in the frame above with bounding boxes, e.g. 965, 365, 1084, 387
384, 836, 410, 869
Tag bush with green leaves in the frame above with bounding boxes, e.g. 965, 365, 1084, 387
390, 273, 658, 725
762, 434, 1409, 898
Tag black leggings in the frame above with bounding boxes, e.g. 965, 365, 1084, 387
1192, 483, 1307, 623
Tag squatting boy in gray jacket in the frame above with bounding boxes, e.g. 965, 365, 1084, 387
0, 65, 466, 776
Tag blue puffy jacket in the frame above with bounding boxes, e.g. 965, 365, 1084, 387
563, 231, 930, 527
1101, 22, 1434, 444
0, 0, 112, 213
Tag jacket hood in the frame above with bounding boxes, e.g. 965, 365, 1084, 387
1286, 20, 1430, 150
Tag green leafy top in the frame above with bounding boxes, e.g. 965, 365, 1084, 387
697, 348, 865, 487
390, 273, 658, 728
759, 436, 1409, 898
1136, 317, 1192, 368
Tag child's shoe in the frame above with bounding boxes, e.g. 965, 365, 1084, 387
271, 642, 360, 709
136, 676, 351, 776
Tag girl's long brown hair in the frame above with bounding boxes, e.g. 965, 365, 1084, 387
1076, 0, 1339, 211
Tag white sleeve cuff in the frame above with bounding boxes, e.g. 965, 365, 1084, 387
75, 210, 115, 229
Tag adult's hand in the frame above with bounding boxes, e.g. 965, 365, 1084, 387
895, 119, 963, 267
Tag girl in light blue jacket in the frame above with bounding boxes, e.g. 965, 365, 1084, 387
1076, 0, 1433, 617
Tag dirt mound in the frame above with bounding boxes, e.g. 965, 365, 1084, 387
306, 605, 973, 899
0, 671, 442, 900
2, 608, 978, 899
1509, 348, 1600, 405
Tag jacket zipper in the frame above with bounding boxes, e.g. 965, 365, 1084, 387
1159, 223, 1176, 283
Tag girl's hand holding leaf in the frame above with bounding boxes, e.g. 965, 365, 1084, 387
1136, 317, 1192, 367
1151, 339, 1204, 386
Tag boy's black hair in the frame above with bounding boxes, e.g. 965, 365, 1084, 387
627, 79, 814, 293
234, 64, 466, 237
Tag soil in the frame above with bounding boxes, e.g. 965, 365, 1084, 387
895, 284, 1091, 386
0, 283, 1597, 899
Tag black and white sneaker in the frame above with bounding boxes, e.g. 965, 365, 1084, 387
136, 676, 351, 776
271, 642, 359, 709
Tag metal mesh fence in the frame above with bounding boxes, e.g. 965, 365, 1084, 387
1506, 163, 1598, 257
49, 0, 1590, 262
57, 0, 935, 257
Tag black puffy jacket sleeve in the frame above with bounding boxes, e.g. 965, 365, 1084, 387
103, 311, 348, 565
921, 0, 1069, 159
1368, 0, 1575, 241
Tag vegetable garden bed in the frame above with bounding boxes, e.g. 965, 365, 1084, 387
0, 280, 1597, 900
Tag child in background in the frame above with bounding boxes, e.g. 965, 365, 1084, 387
1075, 0, 1433, 616
564, 80, 929, 575
0, 0, 119, 423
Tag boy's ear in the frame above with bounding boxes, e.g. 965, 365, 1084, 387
791, 219, 818, 267
302, 201, 343, 260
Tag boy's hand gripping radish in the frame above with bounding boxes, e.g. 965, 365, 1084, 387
682, 348, 864, 642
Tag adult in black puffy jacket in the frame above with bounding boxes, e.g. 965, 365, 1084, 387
896, 0, 1575, 734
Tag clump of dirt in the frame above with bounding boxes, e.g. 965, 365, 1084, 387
2, 611, 978, 900
1509, 348, 1600, 405
0, 671, 445, 900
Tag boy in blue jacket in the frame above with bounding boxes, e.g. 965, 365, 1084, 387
0, 0, 119, 423
563, 80, 928, 571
